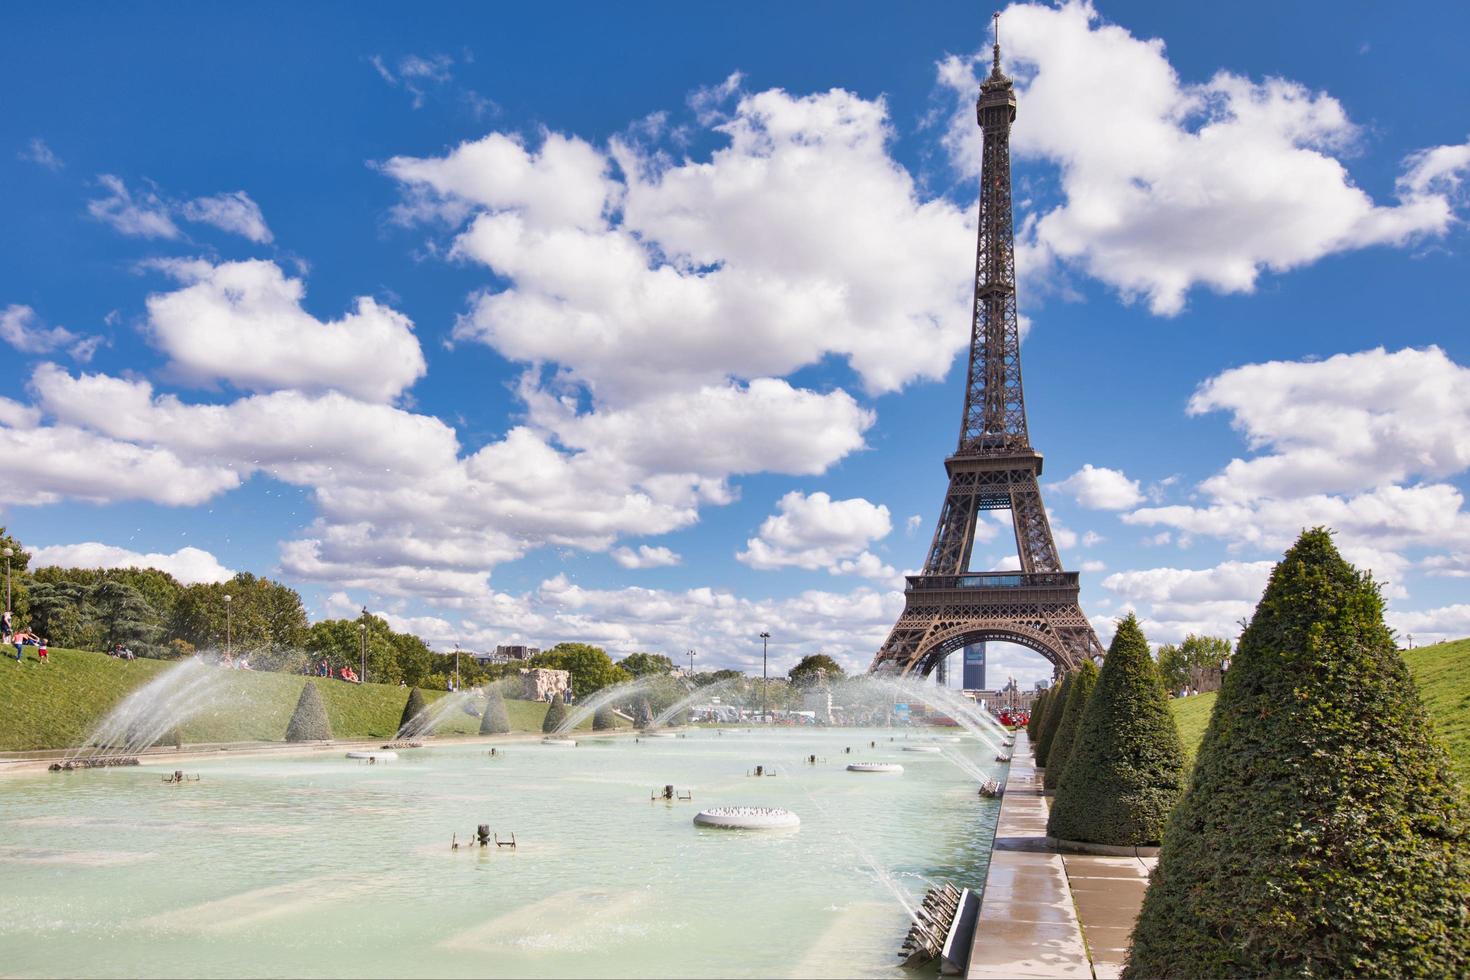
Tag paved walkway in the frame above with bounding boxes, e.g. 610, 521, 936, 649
966, 732, 1090, 978
1059, 851, 1155, 979
965, 732, 1154, 979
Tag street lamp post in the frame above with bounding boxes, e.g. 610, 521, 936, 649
222, 593, 232, 659
358, 623, 367, 685
454, 642, 461, 691
687, 648, 697, 677
2, 546, 13, 615
758, 631, 771, 724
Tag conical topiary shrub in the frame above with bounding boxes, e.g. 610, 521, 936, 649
1125, 529, 1470, 978
398, 687, 428, 736
593, 704, 618, 730
479, 687, 511, 734
541, 693, 568, 733
285, 681, 332, 742
1047, 614, 1185, 846
1043, 659, 1098, 791
1034, 671, 1071, 768
1026, 688, 1049, 741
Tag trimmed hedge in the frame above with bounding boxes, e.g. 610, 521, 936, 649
593, 704, 618, 730
1125, 529, 1470, 978
1034, 671, 1071, 768
479, 687, 511, 734
1047, 614, 1184, 845
541, 693, 568, 733
285, 681, 332, 741
1043, 659, 1097, 791
398, 687, 428, 735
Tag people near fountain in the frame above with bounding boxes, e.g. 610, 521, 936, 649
339, 665, 359, 683
1, 609, 11, 641
318, 658, 329, 677
37, 637, 47, 663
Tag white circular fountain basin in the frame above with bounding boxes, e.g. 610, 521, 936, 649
847, 762, 904, 773
693, 806, 800, 830
646, 732, 678, 739
345, 751, 397, 761
902, 746, 943, 754
541, 738, 578, 746
927, 736, 963, 743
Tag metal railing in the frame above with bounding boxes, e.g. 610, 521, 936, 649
905, 571, 1079, 591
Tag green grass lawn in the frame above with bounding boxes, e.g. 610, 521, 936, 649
1170, 637, 1470, 785
0, 646, 559, 751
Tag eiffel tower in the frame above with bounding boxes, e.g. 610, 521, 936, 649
870, 20, 1104, 677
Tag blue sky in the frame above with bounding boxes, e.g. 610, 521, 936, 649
2, 1, 1468, 686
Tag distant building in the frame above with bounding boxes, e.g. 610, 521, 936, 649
471, 644, 540, 666
961, 643, 986, 691
975, 677, 1037, 714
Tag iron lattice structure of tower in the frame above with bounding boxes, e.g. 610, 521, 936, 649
870, 26, 1104, 677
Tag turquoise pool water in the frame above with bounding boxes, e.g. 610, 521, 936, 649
0, 728, 1003, 978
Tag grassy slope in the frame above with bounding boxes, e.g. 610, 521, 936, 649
0, 647, 555, 751
1170, 638, 1470, 786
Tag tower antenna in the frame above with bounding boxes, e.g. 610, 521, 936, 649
993, 11, 1002, 72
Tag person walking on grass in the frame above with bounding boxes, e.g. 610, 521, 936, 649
37, 637, 47, 664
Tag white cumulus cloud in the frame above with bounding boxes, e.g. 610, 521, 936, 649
611, 545, 682, 569
144, 259, 426, 402
936, 2, 1469, 314
739, 491, 894, 581
29, 543, 234, 584
1052, 463, 1143, 509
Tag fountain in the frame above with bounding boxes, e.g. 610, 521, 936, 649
12, 724, 1002, 976
396, 688, 478, 741
693, 806, 800, 830
847, 762, 904, 774
554, 676, 662, 735
649, 676, 741, 729
860, 676, 1007, 753
63, 658, 237, 767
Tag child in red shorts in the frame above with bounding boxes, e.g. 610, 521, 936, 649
38, 637, 48, 663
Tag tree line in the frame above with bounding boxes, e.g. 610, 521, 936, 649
0, 528, 853, 699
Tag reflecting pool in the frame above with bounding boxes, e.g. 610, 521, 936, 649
1, 728, 1003, 978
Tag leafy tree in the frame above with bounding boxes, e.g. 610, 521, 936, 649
541, 693, 568, 733
395, 634, 435, 687
285, 682, 332, 741
788, 653, 844, 688
304, 613, 402, 685
89, 581, 163, 653
1033, 671, 1071, 768
1156, 633, 1232, 694
0, 526, 32, 623
479, 688, 511, 734
399, 687, 428, 735
1044, 659, 1098, 791
617, 652, 675, 677
172, 574, 307, 655
26, 580, 89, 647
1047, 614, 1185, 845
533, 643, 629, 698
1125, 529, 1470, 978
